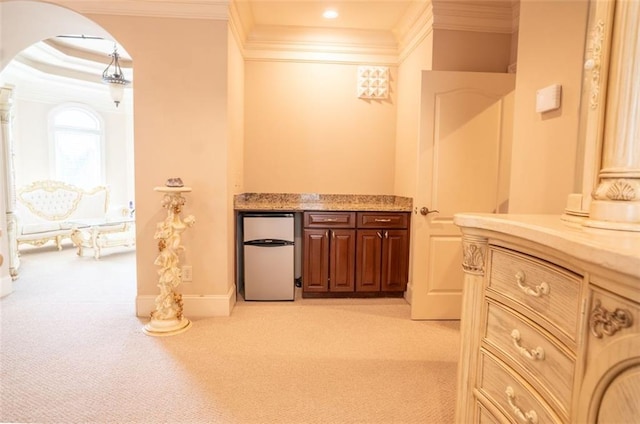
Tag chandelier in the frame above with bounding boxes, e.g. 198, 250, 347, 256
102, 45, 130, 107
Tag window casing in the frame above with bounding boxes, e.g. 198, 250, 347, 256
49, 104, 105, 188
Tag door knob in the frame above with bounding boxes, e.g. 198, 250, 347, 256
420, 207, 439, 216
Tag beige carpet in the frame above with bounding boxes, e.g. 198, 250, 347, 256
1, 244, 460, 424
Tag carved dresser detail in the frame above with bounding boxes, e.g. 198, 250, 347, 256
453, 214, 639, 424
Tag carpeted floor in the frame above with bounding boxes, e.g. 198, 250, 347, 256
1, 244, 460, 423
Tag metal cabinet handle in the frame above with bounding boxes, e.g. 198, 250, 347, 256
511, 330, 545, 360
515, 271, 549, 297
505, 386, 538, 424
420, 207, 439, 216
323, 218, 338, 222
374, 218, 391, 222
377, 231, 382, 239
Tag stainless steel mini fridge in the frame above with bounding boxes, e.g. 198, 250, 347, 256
242, 213, 295, 301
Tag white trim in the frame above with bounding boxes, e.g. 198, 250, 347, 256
240, 25, 399, 65
404, 281, 413, 305
136, 285, 237, 318
230, 0, 515, 65
52, 0, 230, 20
432, 0, 515, 34
397, 3, 435, 64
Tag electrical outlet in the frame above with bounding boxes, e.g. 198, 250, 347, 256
181, 265, 193, 282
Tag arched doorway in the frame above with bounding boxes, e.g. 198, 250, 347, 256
0, 1, 136, 302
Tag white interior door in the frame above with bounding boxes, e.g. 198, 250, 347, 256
411, 71, 515, 320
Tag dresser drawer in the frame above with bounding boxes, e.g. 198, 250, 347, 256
484, 301, 574, 417
488, 247, 581, 341
476, 401, 503, 424
303, 212, 356, 228
356, 212, 409, 229
479, 351, 562, 424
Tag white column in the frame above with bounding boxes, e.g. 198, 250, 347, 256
587, 0, 640, 231
0, 85, 20, 277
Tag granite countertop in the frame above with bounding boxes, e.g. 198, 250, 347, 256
234, 193, 413, 212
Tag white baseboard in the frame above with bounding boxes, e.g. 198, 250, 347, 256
0, 275, 13, 298
136, 285, 237, 318
404, 281, 412, 305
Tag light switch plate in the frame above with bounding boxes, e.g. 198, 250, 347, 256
536, 84, 562, 113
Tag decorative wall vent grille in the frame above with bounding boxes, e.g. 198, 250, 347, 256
357, 66, 389, 99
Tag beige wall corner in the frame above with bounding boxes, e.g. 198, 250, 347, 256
508, 0, 589, 213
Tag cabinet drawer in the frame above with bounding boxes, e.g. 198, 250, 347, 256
357, 212, 408, 228
484, 301, 574, 416
304, 212, 356, 228
479, 351, 562, 424
476, 401, 503, 424
488, 247, 581, 341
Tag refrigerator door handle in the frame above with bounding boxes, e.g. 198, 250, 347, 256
244, 239, 294, 247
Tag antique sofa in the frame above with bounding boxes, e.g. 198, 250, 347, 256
15, 180, 126, 250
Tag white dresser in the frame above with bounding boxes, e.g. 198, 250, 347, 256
453, 214, 640, 424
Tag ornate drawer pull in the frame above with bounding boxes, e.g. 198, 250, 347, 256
505, 386, 539, 424
511, 330, 545, 360
374, 218, 391, 222
590, 300, 633, 338
515, 271, 549, 297
323, 218, 338, 222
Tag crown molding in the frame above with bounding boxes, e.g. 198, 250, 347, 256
432, 0, 515, 34
50, 0, 230, 20
511, 0, 520, 31
230, 0, 516, 64
228, 0, 251, 45
2, 60, 130, 113
395, 1, 435, 62
240, 25, 399, 65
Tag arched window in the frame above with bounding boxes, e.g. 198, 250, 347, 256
49, 105, 104, 188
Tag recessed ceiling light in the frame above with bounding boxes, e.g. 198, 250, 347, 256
323, 9, 338, 19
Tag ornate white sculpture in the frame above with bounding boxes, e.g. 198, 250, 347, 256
143, 186, 195, 336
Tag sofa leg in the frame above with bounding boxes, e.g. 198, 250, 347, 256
56, 235, 63, 251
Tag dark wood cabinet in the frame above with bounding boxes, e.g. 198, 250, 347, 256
302, 229, 330, 292
303, 211, 410, 297
356, 213, 409, 293
379, 229, 409, 291
329, 229, 356, 292
355, 229, 382, 292
302, 212, 356, 294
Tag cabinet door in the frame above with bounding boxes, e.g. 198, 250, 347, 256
577, 288, 640, 423
329, 229, 356, 292
381, 229, 409, 292
303, 229, 329, 292
356, 229, 382, 292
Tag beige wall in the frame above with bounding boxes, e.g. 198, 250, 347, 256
394, 32, 435, 303
243, 61, 397, 194
508, 0, 589, 213
395, 35, 434, 198
433, 29, 512, 73
227, 27, 245, 295
84, 14, 234, 312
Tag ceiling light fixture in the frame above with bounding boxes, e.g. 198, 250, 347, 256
102, 44, 130, 108
323, 9, 338, 19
